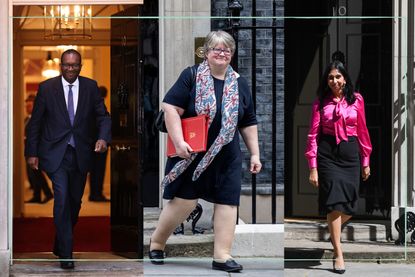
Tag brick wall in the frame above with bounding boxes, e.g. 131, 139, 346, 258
212, 1, 285, 195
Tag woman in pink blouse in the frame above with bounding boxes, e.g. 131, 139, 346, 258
305, 60, 372, 274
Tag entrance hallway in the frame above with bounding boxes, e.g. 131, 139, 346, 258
22, 176, 110, 217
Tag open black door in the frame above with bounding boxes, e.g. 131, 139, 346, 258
286, 0, 392, 217
110, 5, 143, 257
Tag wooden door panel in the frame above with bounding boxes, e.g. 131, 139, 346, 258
291, 32, 329, 216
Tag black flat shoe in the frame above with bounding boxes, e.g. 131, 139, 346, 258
212, 259, 243, 272
149, 249, 165, 265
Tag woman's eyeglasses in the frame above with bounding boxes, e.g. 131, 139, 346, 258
209, 47, 232, 56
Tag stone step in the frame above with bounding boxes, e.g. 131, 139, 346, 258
284, 219, 390, 242
143, 208, 214, 257
232, 224, 284, 257
143, 208, 282, 257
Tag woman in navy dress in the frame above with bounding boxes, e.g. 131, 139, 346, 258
149, 31, 262, 273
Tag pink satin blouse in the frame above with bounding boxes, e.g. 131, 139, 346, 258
305, 92, 372, 169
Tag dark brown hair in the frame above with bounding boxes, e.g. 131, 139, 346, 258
318, 60, 355, 109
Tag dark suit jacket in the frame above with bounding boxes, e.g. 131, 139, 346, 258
25, 76, 111, 174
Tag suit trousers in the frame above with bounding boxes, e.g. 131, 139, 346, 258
47, 145, 87, 258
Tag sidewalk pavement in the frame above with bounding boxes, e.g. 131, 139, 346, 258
285, 218, 415, 275
284, 261, 415, 277
285, 218, 415, 262
10, 257, 282, 277
145, 258, 282, 276
284, 242, 415, 276
285, 239, 415, 261
11, 257, 415, 276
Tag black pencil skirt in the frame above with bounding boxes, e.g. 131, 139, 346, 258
317, 134, 360, 216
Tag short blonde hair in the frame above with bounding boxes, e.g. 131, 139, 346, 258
203, 30, 236, 58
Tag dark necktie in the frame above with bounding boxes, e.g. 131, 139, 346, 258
68, 85, 75, 147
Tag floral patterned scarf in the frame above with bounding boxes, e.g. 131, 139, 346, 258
162, 60, 239, 186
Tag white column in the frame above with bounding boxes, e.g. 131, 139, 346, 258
158, 0, 210, 206
409, 0, 415, 208
0, 0, 11, 274
391, 0, 415, 240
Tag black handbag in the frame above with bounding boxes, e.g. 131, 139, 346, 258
154, 109, 167, 133
154, 66, 197, 133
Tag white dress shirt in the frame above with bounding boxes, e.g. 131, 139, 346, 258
61, 76, 79, 114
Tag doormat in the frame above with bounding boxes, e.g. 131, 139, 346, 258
13, 216, 110, 252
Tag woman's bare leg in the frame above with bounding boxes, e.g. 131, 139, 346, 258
341, 214, 351, 225
327, 211, 347, 269
213, 204, 237, 261
150, 197, 198, 251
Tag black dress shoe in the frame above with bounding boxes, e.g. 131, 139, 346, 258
149, 249, 165, 265
212, 259, 243, 272
89, 195, 110, 202
25, 197, 42, 203
60, 258, 75, 269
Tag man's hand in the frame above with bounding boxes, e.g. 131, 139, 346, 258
95, 139, 108, 153
27, 157, 39, 170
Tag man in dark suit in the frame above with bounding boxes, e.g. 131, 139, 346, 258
25, 49, 111, 269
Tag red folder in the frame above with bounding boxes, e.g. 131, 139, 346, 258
167, 115, 209, 157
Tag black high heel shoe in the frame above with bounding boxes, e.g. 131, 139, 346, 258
149, 239, 165, 265
332, 256, 346, 274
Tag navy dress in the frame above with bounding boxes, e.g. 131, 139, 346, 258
162, 65, 257, 206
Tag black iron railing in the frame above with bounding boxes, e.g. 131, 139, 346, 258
226, 0, 282, 224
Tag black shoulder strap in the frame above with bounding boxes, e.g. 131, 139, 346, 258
189, 65, 198, 90
190, 66, 196, 82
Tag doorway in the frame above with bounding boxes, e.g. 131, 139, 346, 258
12, 2, 159, 259
285, 0, 392, 218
